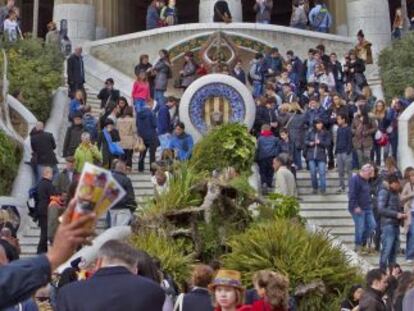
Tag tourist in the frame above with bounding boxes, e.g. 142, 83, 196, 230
68, 89, 85, 122
329, 53, 344, 95
286, 50, 304, 87
392, 8, 404, 40
110, 160, 137, 227
174, 264, 214, 311
132, 71, 151, 114
117, 106, 136, 172
54, 156, 76, 196
388, 98, 405, 160
300, 82, 318, 108
0, 0, 15, 33
304, 49, 317, 84
36, 167, 57, 254
74, 132, 102, 173
146, 0, 162, 30
153, 49, 171, 107
45, 21, 60, 47
152, 169, 170, 198
340, 284, 363, 311
347, 49, 367, 92
315, 64, 336, 92
392, 272, 414, 311
308, 0, 332, 33
30, 122, 58, 182
82, 105, 98, 143
0, 198, 95, 309
355, 30, 373, 65
256, 124, 280, 192
232, 59, 246, 85
287, 103, 306, 170
56, 240, 165, 310
371, 100, 390, 166
253, 97, 277, 136
160, 0, 177, 26
335, 114, 353, 193
401, 168, 414, 262
253, 0, 273, 24
379, 157, 402, 184
3, 9, 21, 42
273, 154, 297, 197
290, 0, 308, 29
67, 47, 85, 99
352, 105, 377, 168
213, 0, 232, 23
168, 122, 194, 161
251, 270, 289, 311
180, 51, 198, 90
304, 96, 328, 128
136, 100, 158, 172
348, 164, 376, 254
305, 118, 330, 194
134, 54, 154, 97
97, 78, 120, 110
264, 47, 284, 79
47, 194, 66, 245
63, 112, 83, 158
157, 96, 178, 152
249, 53, 266, 99
98, 119, 122, 169
209, 269, 250, 311
359, 269, 388, 311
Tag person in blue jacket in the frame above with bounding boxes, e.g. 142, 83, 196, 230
146, 0, 162, 30
168, 122, 193, 161
68, 89, 84, 122
308, 0, 332, 33
157, 96, 178, 152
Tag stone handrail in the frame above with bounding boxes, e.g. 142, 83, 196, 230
398, 101, 414, 171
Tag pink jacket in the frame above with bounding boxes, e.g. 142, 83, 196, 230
132, 81, 150, 101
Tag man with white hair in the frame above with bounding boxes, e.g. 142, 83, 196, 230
74, 131, 102, 173
67, 46, 85, 99
348, 164, 376, 254
57, 240, 165, 311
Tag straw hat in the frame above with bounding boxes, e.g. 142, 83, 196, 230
208, 269, 244, 291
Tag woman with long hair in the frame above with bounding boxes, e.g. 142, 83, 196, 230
132, 71, 151, 114
371, 100, 390, 166
118, 106, 137, 172
153, 49, 171, 107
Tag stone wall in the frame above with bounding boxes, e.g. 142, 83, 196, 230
86, 23, 354, 79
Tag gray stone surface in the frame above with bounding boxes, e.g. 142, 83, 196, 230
398, 101, 414, 171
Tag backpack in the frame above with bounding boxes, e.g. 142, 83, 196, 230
312, 6, 328, 28
83, 115, 98, 142
27, 186, 39, 222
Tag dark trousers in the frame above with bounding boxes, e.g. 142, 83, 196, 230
138, 142, 156, 172
122, 149, 133, 168
68, 82, 86, 100
258, 157, 274, 188
37, 215, 48, 254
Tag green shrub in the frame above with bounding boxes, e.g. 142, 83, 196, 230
1, 39, 64, 121
379, 32, 414, 101
130, 231, 194, 287
222, 219, 362, 311
0, 130, 22, 195
190, 123, 256, 173
257, 193, 305, 224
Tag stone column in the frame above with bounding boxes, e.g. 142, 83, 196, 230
346, 0, 391, 60
53, 0, 96, 44
199, 0, 243, 23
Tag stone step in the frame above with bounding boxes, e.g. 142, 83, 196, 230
299, 194, 348, 202
296, 179, 347, 187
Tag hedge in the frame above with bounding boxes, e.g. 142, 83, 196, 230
0, 130, 22, 195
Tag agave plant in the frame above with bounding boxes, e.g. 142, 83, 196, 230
222, 219, 362, 311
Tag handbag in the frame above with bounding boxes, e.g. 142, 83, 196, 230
134, 136, 146, 153
103, 129, 124, 156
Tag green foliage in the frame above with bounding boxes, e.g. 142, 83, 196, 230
379, 32, 414, 101
222, 219, 362, 311
190, 123, 256, 173
257, 193, 305, 224
1, 39, 64, 121
130, 231, 194, 287
0, 130, 22, 195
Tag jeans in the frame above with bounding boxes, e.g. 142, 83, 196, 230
252, 80, 264, 98
258, 157, 274, 188
352, 209, 376, 247
109, 209, 132, 227
292, 147, 303, 170
36, 164, 59, 183
314, 26, 329, 33
356, 148, 371, 169
380, 224, 400, 270
134, 99, 146, 113
336, 152, 352, 189
158, 133, 171, 153
308, 160, 326, 192
407, 211, 414, 260
154, 90, 166, 107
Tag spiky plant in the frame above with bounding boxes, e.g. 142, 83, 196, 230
130, 231, 194, 287
222, 219, 362, 311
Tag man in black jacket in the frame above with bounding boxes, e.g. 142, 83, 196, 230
378, 175, 406, 270
36, 167, 57, 254
109, 160, 137, 227
97, 78, 120, 109
63, 113, 83, 157
359, 269, 388, 311
57, 240, 165, 311
67, 47, 85, 99
30, 122, 58, 181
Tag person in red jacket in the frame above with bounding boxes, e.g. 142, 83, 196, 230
209, 269, 252, 311
251, 270, 290, 311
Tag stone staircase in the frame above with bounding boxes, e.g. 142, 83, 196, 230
297, 170, 411, 270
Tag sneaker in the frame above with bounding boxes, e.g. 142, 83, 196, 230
336, 188, 344, 194
320, 190, 326, 195
312, 189, 318, 194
